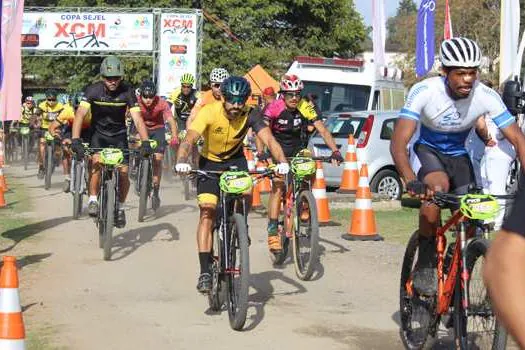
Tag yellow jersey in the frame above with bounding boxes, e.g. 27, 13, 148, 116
189, 101, 266, 162
38, 101, 64, 129
56, 105, 92, 129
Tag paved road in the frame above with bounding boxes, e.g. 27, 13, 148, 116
3, 163, 464, 349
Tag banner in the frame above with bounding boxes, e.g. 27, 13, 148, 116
444, 0, 453, 40
415, 0, 435, 77
21, 12, 153, 51
372, 0, 386, 68
499, 0, 520, 85
158, 13, 198, 97
1, 0, 24, 121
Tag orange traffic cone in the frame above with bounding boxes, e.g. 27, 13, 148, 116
0, 168, 7, 192
342, 163, 383, 241
245, 147, 256, 172
0, 188, 6, 209
312, 161, 331, 225
256, 160, 272, 193
0, 256, 26, 349
251, 181, 264, 210
337, 135, 359, 193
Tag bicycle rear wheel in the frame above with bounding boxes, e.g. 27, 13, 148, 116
226, 213, 250, 331
44, 144, 53, 190
103, 176, 116, 261
399, 231, 437, 349
453, 238, 507, 350
292, 190, 319, 280
72, 160, 83, 220
138, 158, 150, 222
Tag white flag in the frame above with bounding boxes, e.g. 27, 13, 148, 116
499, 0, 520, 85
372, 0, 386, 68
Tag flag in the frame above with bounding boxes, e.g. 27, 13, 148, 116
499, 0, 520, 85
372, 0, 386, 68
415, 0, 436, 77
444, 0, 453, 40
0, 0, 25, 122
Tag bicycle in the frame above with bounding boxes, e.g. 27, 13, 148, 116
70, 143, 90, 220
19, 125, 32, 170
5, 125, 19, 163
135, 140, 158, 222
54, 32, 109, 49
43, 131, 61, 190
269, 152, 329, 281
188, 168, 272, 330
399, 190, 512, 349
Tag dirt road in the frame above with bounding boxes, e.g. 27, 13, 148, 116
3, 163, 457, 349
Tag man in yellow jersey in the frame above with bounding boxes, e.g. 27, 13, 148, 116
35, 90, 64, 179
49, 93, 92, 192
175, 76, 289, 294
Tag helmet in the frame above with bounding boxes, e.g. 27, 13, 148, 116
209, 68, 230, 83
25, 96, 34, 103
180, 73, 195, 86
100, 55, 124, 77
45, 89, 58, 98
140, 80, 156, 98
280, 74, 303, 92
220, 76, 252, 104
440, 37, 482, 68
72, 93, 84, 108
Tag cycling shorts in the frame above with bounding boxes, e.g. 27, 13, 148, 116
90, 131, 129, 164
147, 128, 166, 154
197, 155, 248, 205
415, 143, 475, 195
502, 172, 525, 236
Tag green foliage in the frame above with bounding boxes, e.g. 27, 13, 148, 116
23, 0, 366, 92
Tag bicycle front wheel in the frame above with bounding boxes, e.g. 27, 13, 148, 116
292, 190, 319, 280
44, 144, 53, 190
72, 160, 83, 220
103, 176, 116, 261
138, 158, 150, 222
453, 238, 507, 350
208, 225, 226, 312
226, 213, 250, 331
22, 137, 28, 170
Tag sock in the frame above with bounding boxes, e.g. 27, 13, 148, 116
199, 252, 212, 274
88, 195, 97, 203
267, 219, 279, 236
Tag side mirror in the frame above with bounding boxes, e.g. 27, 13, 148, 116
502, 78, 523, 116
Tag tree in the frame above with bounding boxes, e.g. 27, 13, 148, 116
22, 0, 367, 92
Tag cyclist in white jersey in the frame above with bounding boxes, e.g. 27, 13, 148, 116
391, 37, 525, 296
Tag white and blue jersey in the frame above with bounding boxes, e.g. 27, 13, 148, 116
400, 76, 515, 156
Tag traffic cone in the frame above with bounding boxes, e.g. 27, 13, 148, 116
251, 181, 264, 210
0, 188, 6, 209
341, 163, 383, 241
312, 161, 331, 225
244, 147, 256, 172
0, 256, 26, 349
0, 168, 7, 192
337, 135, 359, 193
256, 160, 272, 193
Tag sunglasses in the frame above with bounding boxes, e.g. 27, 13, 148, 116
104, 76, 121, 82
283, 92, 301, 99
47, 98, 57, 102
141, 94, 155, 99
211, 83, 221, 89
225, 95, 247, 105
182, 84, 192, 89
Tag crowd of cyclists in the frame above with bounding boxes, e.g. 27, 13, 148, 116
4, 35, 525, 346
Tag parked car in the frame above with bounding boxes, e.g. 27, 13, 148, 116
307, 110, 403, 200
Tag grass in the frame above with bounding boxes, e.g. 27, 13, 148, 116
331, 207, 420, 245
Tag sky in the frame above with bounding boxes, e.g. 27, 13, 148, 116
355, 0, 422, 26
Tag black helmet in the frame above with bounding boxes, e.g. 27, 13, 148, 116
73, 92, 84, 108
45, 89, 58, 99
140, 80, 156, 98
220, 76, 251, 104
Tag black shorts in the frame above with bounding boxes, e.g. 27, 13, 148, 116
90, 131, 129, 164
502, 171, 525, 236
197, 156, 248, 205
415, 143, 475, 195
147, 128, 166, 154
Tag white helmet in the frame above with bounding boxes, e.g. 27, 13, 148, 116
440, 37, 481, 68
209, 68, 230, 83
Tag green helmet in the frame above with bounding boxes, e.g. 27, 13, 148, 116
180, 73, 195, 86
100, 56, 124, 77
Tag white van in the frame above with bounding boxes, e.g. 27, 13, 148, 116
286, 55, 405, 114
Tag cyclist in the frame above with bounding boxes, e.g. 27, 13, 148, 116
175, 76, 289, 293
35, 89, 64, 179
137, 80, 178, 208
19, 96, 36, 128
390, 37, 525, 296
70, 55, 151, 228
49, 93, 92, 192
186, 68, 230, 128
258, 74, 343, 255
168, 73, 199, 133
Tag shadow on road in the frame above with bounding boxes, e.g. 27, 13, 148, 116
110, 222, 180, 261
318, 236, 350, 255
147, 204, 197, 221
0, 253, 52, 271
243, 270, 308, 331
0, 216, 72, 253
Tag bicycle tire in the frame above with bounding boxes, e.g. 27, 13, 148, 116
72, 161, 83, 220
44, 144, 53, 190
138, 158, 150, 222
226, 213, 250, 331
453, 238, 507, 350
97, 182, 106, 249
103, 176, 116, 261
292, 190, 319, 281
183, 175, 191, 200
399, 231, 437, 350
208, 225, 226, 311
23, 137, 28, 170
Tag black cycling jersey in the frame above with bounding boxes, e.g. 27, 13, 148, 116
80, 81, 139, 137
173, 89, 198, 120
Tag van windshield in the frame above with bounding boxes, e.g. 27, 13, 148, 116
302, 81, 371, 113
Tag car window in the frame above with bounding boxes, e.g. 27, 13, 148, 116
302, 81, 371, 113
380, 118, 396, 140
372, 90, 380, 110
325, 116, 365, 138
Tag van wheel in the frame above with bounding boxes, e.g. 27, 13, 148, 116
370, 169, 402, 200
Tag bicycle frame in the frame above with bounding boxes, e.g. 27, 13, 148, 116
281, 171, 312, 237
